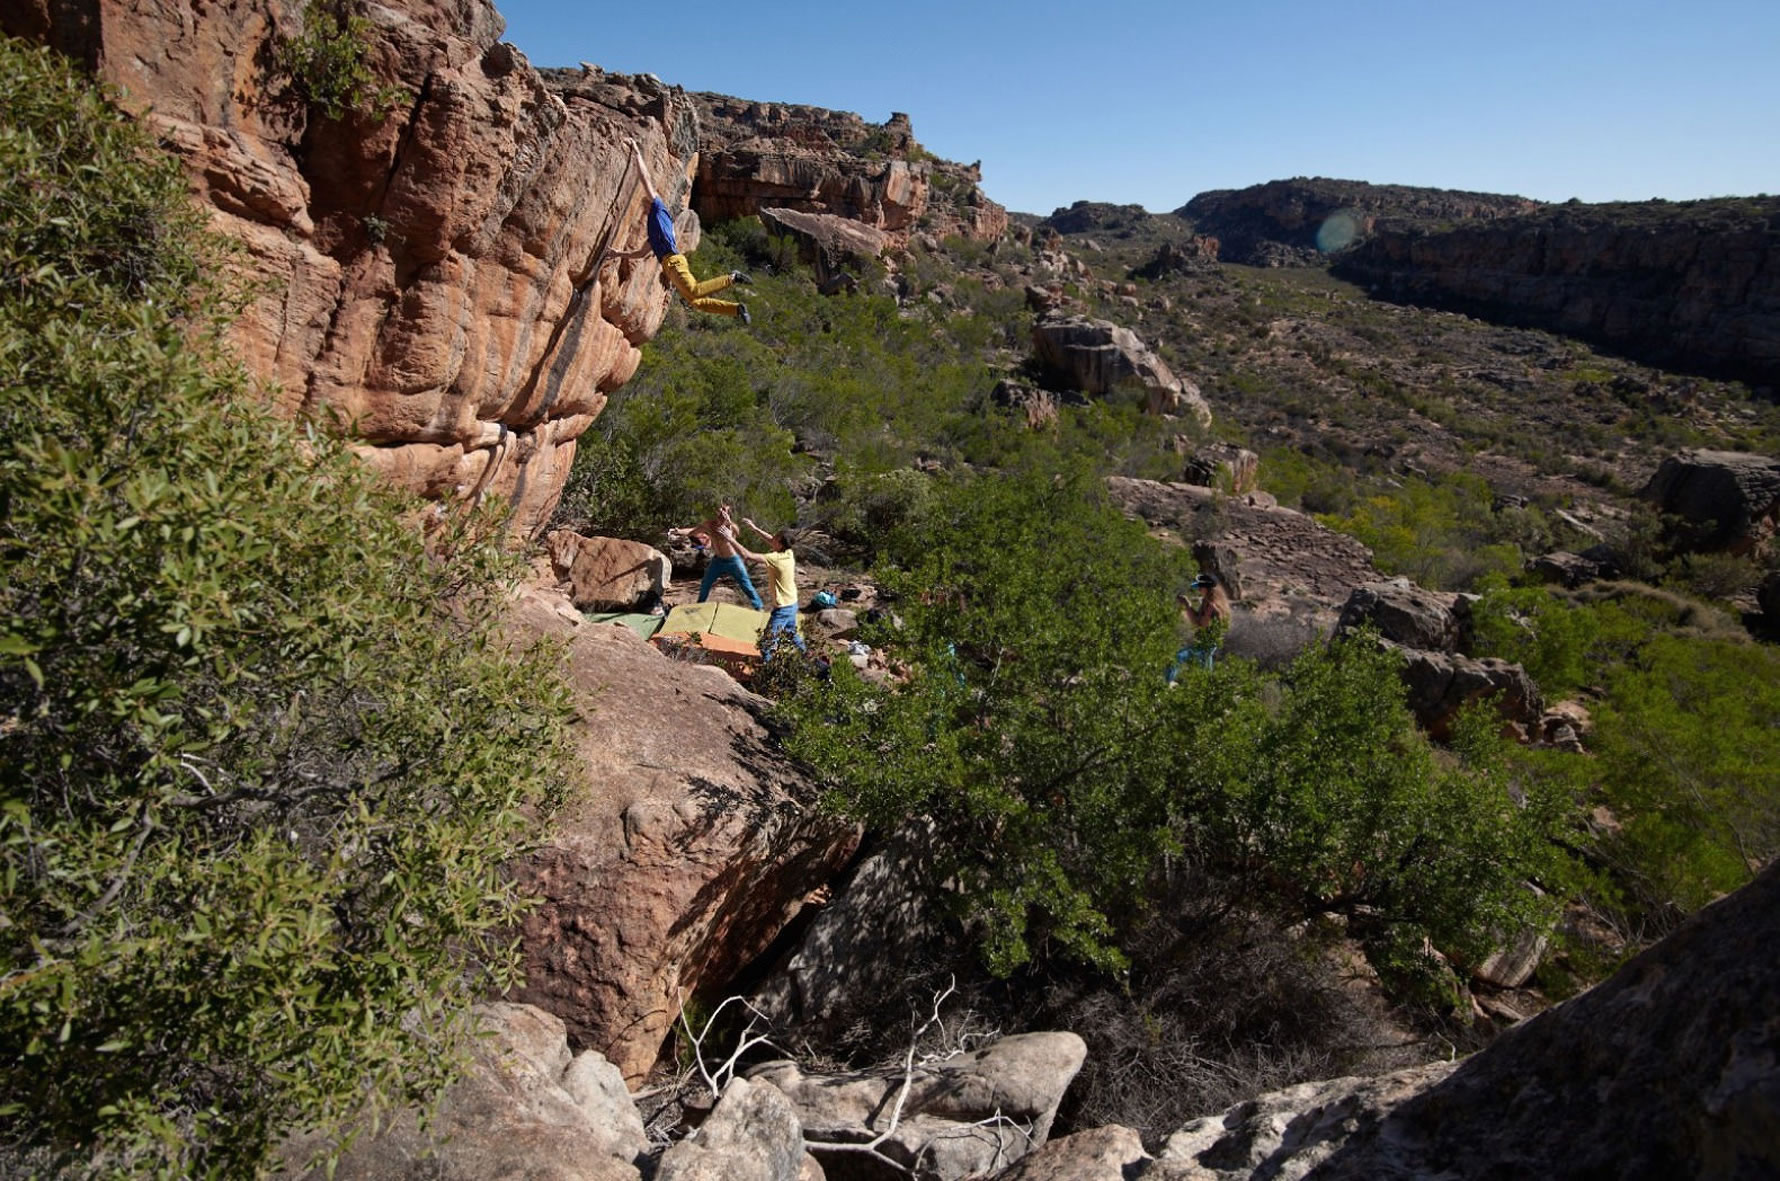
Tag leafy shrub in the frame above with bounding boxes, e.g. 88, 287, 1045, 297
274, 1, 408, 122
1471, 584, 1780, 941
772, 464, 1567, 990
0, 41, 571, 1174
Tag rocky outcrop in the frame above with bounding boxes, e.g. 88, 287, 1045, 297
4, 0, 697, 535
681, 96, 1006, 244
1032, 316, 1211, 423
754, 825, 945, 1036
1336, 579, 1542, 738
1141, 1063, 1459, 1180
1133, 236, 1221, 279
759, 206, 891, 283
502, 581, 862, 1081
1640, 448, 1780, 554
275, 1002, 648, 1180
1180, 178, 1539, 267
1296, 858, 1780, 1179
752, 1032, 1087, 1181
1334, 578, 1463, 653
549, 531, 671, 610
1180, 444, 1259, 495
1335, 197, 1780, 386
1106, 476, 1382, 650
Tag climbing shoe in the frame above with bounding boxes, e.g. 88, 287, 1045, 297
731, 270, 753, 286
737, 302, 751, 326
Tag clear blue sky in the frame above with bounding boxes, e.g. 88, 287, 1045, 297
493, 0, 1778, 216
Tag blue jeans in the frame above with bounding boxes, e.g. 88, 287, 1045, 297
1166, 643, 1217, 683
762, 604, 806, 654
697, 554, 762, 609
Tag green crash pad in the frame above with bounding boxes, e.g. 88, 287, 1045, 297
581, 611, 665, 642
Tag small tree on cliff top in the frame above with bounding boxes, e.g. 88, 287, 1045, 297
0, 40, 573, 1175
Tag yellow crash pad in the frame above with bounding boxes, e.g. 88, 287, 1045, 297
651, 601, 769, 659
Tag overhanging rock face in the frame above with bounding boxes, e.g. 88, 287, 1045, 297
5, 0, 694, 535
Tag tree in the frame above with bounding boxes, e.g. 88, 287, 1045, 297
0, 40, 572, 1174
772, 460, 1567, 990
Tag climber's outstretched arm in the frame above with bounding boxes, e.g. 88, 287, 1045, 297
626, 137, 660, 204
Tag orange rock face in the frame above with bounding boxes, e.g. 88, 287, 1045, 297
502, 584, 862, 1081
5, 0, 691, 535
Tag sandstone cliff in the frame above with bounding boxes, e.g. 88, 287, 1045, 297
4, 0, 701, 535
1180, 177, 1540, 267
1336, 196, 1780, 387
681, 89, 1008, 243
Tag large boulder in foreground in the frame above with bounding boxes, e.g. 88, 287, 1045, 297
1640, 449, 1780, 555
1143, 859, 1780, 1179
1142, 1063, 1458, 1180
1032, 315, 1211, 423
276, 1003, 646, 1180
656, 1077, 808, 1181
752, 1032, 1087, 1180
502, 581, 862, 1081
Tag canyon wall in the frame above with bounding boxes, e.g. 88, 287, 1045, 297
3, 0, 694, 535
683, 89, 1008, 243
1336, 198, 1780, 387
1181, 177, 1540, 266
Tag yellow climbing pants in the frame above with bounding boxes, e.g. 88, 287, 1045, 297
662, 254, 740, 316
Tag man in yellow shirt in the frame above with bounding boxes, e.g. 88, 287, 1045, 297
719, 517, 805, 654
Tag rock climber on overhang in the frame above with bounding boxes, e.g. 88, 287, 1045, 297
615, 136, 753, 324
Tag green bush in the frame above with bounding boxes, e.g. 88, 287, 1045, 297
0, 41, 571, 1174
274, 2, 408, 122
1471, 585, 1780, 939
772, 464, 1567, 990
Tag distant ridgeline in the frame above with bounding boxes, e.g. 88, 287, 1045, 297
1332, 196, 1780, 389
1179, 177, 1540, 267
1040, 179, 1780, 390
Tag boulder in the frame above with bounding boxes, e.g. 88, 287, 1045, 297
1471, 926, 1550, 990
1302, 858, 1780, 1179
1181, 444, 1260, 495
1335, 578, 1462, 652
501, 582, 862, 1082
549, 531, 671, 611
809, 607, 862, 641
1190, 540, 1247, 602
753, 825, 946, 1035
1031, 315, 1211, 424
990, 380, 1064, 429
1530, 550, 1607, 588
994, 1126, 1149, 1179
1142, 1063, 1459, 1180
751, 1032, 1087, 1181
4, 0, 690, 536
275, 1003, 645, 1181
1106, 476, 1381, 645
759, 206, 891, 282
657, 1077, 805, 1181
684, 101, 1006, 244
1639, 449, 1780, 554
1395, 646, 1543, 740
1131, 237, 1220, 279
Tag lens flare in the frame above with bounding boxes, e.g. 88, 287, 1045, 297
1316, 210, 1362, 253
